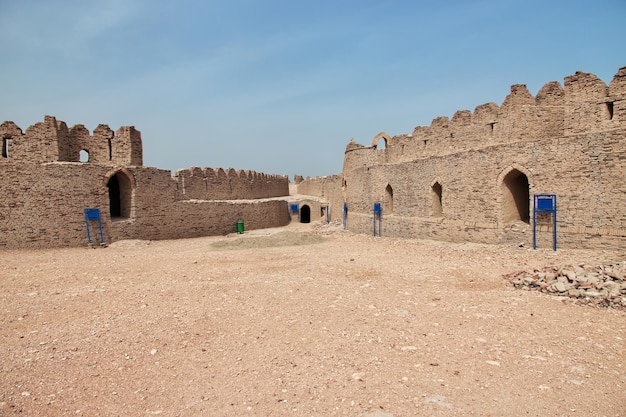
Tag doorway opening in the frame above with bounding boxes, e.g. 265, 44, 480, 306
300, 205, 311, 223
107, 171, 133, 219
502, 169, 530, 223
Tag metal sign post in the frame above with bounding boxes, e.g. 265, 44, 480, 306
84, 208, 104, 245
533, 194, 557, 251
373, 202, 382, 237
290, 203, 299, 222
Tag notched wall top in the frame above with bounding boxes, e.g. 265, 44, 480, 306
345, 67, 626, 161
0, 115, 143, 166
173, 166, 289, 200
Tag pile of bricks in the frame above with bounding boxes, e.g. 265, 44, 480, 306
504, 261, 626, 310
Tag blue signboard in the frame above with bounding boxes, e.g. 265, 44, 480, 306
533, 194, 557, 251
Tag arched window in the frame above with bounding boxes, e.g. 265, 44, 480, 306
79, 150, 89, 163
502, 169, 530, 223
431, 182, 442, 217
372, 132, 390, 149
107, 171, 133, 219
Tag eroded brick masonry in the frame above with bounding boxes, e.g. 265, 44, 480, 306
0, 116, 290, 248
298, 67, 626, 250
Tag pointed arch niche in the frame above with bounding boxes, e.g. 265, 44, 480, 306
500, 167, 530, 224
431, 181, 443, 217
105, 168, 135, 220
384, 183, 394, 214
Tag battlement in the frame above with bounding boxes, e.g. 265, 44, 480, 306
174, 166, 289, 200
0, 115, 291, 249
345, 67, 626, 166
330, 66, 626, 251
0, 115, 143, 166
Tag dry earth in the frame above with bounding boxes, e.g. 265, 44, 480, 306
1, 222, 624, 417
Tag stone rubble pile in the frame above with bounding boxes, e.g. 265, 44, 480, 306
504, 261, 626, 310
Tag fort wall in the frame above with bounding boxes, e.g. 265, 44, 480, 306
302, 67, 626, 250
0, 117, 290, 249
295, 175, 343, 222
174, 167, 289, 200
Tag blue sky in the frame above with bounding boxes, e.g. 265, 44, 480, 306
1, 0, 624, 179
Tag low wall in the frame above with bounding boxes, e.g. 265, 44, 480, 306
0, 162, 290, 249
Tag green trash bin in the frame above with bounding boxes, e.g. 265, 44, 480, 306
236, 220, 244, 234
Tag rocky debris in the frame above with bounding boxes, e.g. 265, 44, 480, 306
504, 262, 626, 310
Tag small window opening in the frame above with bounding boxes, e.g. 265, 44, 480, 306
79, 150, 89, 163
606, 102, 614, 120
108, 138, 112, 160
488, 122, 496, 135
431, 182, 443, 217
2, 137, 8, 158
377, 139, 387, 149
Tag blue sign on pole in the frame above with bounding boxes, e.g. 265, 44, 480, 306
84, 208, 104, 245
373, 202, 382, 236
533, 194, 557, 251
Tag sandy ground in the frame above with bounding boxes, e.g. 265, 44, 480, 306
1, 221, 624, 417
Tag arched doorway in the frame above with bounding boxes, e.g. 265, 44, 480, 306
107, 170, 133, 219
300, 204, 311, 223
502, 169, 530, 223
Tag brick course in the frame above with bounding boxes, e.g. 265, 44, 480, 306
0, 117, 290, 249
298, 67, 626, 250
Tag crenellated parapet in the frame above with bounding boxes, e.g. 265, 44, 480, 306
335, 66, 626, 250
174, 166, 289, 200
345, 67, 625, 166
0, 115, 143, 166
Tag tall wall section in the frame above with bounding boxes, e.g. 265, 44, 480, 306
338, 67, 626, 250
295, 175, 343, 222
0, 116, 290, 249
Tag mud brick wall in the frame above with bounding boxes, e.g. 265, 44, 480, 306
0, 162, 290, 249
300, 67, 626, 250
0, 162, 111, 248
0, 116, 143, 166
0, 117, 290, 249
174, 167, 289, 200
295, 175, 343, 222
